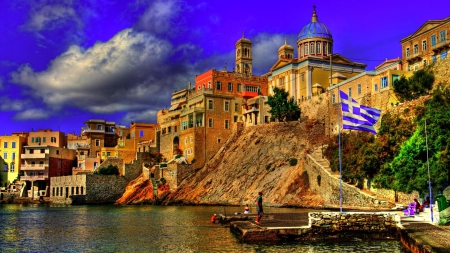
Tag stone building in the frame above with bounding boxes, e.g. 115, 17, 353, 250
157, 36, 268, 167
401, 16, 450, 71
269, 7, 366, 102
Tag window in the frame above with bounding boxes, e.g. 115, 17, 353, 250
225, 120, 229, 129
440, 30, 446, 43
316, 42, 321, 54
107, 152, 111, 157
3, 142, 7, 148
12, 152, 15, 160
413, 44, 418, 54
228, 82, 233, 91
406, 48, 410, 57
432, 55, 437, 63
374, 84, 378, 91
208, 118, 213, 128
208, 82, 211, 89
208, 99, 213, 110
56, 150, 59, 155
3, 152, 7, 159
216, 81, 222, 90
97, 124, 102, 130
310, 42, 315, 54
431, 35, 437, 46
381, 76, 388, 88
301, 73, 305, 82
237, 84, 242, 92
174, 126, 178, 132
441, 51, 447, 60
422, 40, 427, 51
12, 142, 16, 148
190, 136, 193, 143
102, 152, 105, 157
304, 43, 309, 55
234, 103, 239, 112
392, 75, 399, 84
234, 116, 238, 122
140, 130, 144, 138
31, 137, 35, 143
323, 42, 327, 55
224, 101, 229, 111
217, 139, 221, 143
331, 94, 335, 104
94, 162, 98, 169
279, 77, 284, 87
3, 164, 7, 172
348, 88, 352, 98
10, 163, 14, 172
357, 84, 361, 95
95, 139, 100, 146
181, 121, 187, 130
51, 137, 56, 143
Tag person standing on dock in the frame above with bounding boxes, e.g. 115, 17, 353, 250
255, 192, 263, 224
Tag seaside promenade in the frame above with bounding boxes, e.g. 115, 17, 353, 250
228, 211, 450, 253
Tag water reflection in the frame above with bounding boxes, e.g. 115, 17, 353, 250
0, 205, 408, 252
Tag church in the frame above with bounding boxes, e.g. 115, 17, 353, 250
268, 7, 366, 102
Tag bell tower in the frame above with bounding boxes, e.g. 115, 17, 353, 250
235, 32, 253, 76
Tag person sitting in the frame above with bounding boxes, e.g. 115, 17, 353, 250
244, 204, 250, 214
419, 197, 430, 212
413, 198, 421, 213
210, 214, 218, 223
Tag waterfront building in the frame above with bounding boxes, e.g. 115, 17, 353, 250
20, 144, 76, 198
268, 7, 366, 102
28, 129, 66, 148
0, 133, 27, 188
401, 16, 450, 71
157, 36, 268, 166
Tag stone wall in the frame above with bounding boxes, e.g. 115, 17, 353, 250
50, 174, 128, 204
98, 157, 123, 172
123, 152, 151, 181
304, 154, 393, 209
364, 178, 419, 204
301, 212, 399, 240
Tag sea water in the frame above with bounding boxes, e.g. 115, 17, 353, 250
0, 204, 409, 252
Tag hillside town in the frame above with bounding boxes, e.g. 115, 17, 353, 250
1, 9, 450, 208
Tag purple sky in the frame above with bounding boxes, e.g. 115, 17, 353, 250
1, 0, 449, 136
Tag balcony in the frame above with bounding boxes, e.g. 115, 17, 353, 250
432, 40, 449, 51
406, 52, 422, 62
82, 126, 105, 134
21, 164, 49, 171
21, 172, 49, 181
180, 107, 205, 116
243, 106, 259, 114
241, 85, 260, 98
21, 153, 48, 159
188, 88, 213, 99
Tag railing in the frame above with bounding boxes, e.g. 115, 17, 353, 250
243, 107, 259, 114
21, 173, 48, 180
431, 40, 449, 50
21, 153, 48, 159
188, 88, 213, 98
21, 164, 49, 170
180, 107, 204, 116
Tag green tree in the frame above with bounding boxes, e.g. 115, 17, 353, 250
393, 69, 434, 102
265, 87, 301, 122
94, 164, 119, 175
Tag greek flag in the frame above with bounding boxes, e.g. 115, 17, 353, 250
339, 90, 381, 134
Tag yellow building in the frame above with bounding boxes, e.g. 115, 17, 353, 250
401, 16, 450, 71
328, 58, 413, 112
268, 7, 366, 102
0, 134, 27, 187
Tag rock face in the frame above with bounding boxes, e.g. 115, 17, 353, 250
162, 121, 325, 207
115, 174, 155, 205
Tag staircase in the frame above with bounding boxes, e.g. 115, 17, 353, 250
151, 177, 158, 200
310, 145, 339, 180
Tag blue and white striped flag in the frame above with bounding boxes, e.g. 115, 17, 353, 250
339, 90, 381, 135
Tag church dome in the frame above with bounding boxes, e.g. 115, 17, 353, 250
298, 8, 332, 41
278, 38, 294, 51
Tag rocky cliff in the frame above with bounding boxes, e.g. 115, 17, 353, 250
162, 121, 326, 207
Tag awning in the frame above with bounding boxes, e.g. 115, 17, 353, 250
169, 103, 180, 111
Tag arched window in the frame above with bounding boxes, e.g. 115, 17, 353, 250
317, 42, 321, 54
300, 44, 303, 57
304, 43, 309, 55
310, 42, 315, 54
323, 42, 327, 55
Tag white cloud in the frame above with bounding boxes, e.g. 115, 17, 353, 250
0, 98, 31, 111
121, 109, 158, 124
134, 0, 187, 35
13, 108, 51, 120
11, 28, 195, 117
22, 3, 81, 32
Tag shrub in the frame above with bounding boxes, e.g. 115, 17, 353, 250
301, 171, 310, 188
160, 163, 167, 168
159, 178, 167, 184
94, 164, 119, 175
175, 154, 182, 159
289, 158, 298, 166
191, 158, 196, 164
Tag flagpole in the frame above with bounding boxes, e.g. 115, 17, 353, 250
424, 118, 433, 222
338, 89, 343, 213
